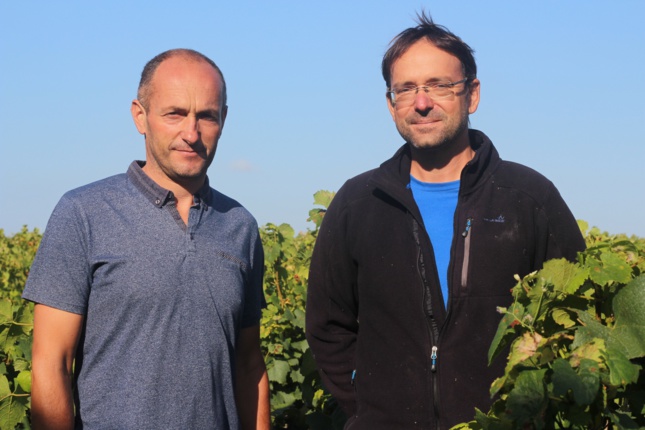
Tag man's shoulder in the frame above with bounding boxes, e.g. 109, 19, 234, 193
62, 172, 129, 202
333, 168, 380, 206
209, 187, 258, 227
493, 160, 557, 202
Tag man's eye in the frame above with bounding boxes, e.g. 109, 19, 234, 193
434, 83, 451, 89
397, 87, 415, 94
199, 114, 219, 123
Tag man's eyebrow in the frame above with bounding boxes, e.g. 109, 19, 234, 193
162, 106, 188, 114
393, 77, 455, 87
196, 108, 221, 118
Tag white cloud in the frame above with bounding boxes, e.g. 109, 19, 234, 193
229, 159, 255, 172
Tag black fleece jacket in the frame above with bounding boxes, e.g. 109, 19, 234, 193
305, 130, 585, 429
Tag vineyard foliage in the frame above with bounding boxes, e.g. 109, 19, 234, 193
454, 221, 645, 429
0, 227, 38, 430
1, 198, 644, 429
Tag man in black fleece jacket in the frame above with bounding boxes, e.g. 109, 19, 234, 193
305, 12, 585, 430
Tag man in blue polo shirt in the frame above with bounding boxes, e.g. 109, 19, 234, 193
23, 49, 270, 429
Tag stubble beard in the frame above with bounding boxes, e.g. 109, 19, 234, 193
145, 136, 214, 189
399, 109, 470, 152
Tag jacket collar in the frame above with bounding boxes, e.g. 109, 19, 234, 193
369, 129, 500, 203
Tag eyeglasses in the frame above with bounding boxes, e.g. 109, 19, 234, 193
387, 78, 469, 107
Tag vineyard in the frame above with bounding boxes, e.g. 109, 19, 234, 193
1, 193, 644, 429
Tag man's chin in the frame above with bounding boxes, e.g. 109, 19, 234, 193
409, 138, 450, 151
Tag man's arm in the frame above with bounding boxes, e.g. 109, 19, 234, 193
31, 304, 84, 430
537, 183, 586, 264
305, 191, 359, 417
235, 324, 270, 430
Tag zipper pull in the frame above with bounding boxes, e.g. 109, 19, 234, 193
462, 218, 472, 237
351, 369, 356, 385
431, 346, 438, 372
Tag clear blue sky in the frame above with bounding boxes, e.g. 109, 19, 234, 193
1, 1, 644, 237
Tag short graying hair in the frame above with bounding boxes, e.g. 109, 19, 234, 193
137, 48, 227, 110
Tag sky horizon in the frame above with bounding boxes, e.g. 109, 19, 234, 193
2, 1, 644, 238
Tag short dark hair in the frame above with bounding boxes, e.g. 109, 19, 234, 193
137, 48, 227, 110
381, 12, 477, 89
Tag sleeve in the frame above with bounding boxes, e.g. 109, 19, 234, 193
534, 182, 586, 266
305, 189, 359, 417
240, 225, 266, 328
22, 194, 91, 315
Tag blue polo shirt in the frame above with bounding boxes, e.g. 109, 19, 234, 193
23, 161, 265, 429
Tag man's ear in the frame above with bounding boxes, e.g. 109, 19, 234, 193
220, 105, 228, 128
131, 100, 147, 135
386, 93, 397, 121
467, 78, 481, 115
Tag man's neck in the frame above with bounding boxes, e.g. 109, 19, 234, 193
409, 133, 474, 183
141, 163, 204, 223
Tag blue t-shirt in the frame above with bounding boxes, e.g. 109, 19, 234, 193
23, 161, 265, 429
409, 176, 460, 308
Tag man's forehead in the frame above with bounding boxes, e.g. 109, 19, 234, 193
149, 58, 224, 110
148, 58, 223, 99
391, 40, 463, 81
153, 56, 221, 83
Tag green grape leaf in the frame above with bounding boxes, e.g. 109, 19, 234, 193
603, 346, 640, 387
267, 359, 290, 385
505, 368, 547, 422
539, 258, 588, 295
577, 359, 601, 401
0, 395, 28, 430
551, 308, 576, 328
264, 243, 281, 265
0, 299, 12, 325
0, 375, 10, 397
271, 390, 297, 410
312, 190, 335, 209
277, 223, 295, 240
506, 331, 544, 370
574, 276, 645, 359
577, 220, 589, 236
488, 302, 525, 365
587, 251, 632, 286
291, 339, 308, 353
611, 275, 645, 358
551, 358, 598, 406
15, 370, 31, 393
570, 340, 604, 367
292, 308, 305, 329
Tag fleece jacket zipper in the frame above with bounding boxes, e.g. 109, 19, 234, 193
411, 219, 441, 427
461, 218, 473, 288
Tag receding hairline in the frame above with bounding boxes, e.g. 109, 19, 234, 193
137, 49, 227, 110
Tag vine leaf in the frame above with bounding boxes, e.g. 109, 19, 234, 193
488, 302, 525, 365
0, 375, 9, 398
603, 346, 640, 387
0, 374, 28, 430
312, 190, 335, 209
587, 251, 632, 286
573, 275, 645, 359
551, 308, 575, 328
539, 258, 587, 295
551, 358, 597, 406
0, 299, 12, 325
268, 359, 290, 385
506, 332, 543, 370
505, 368, 547, 423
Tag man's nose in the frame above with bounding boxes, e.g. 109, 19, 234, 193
181, 117, 199, 143
414, 90, 435, 112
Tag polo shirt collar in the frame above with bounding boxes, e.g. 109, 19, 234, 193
127, 161, 212, 208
